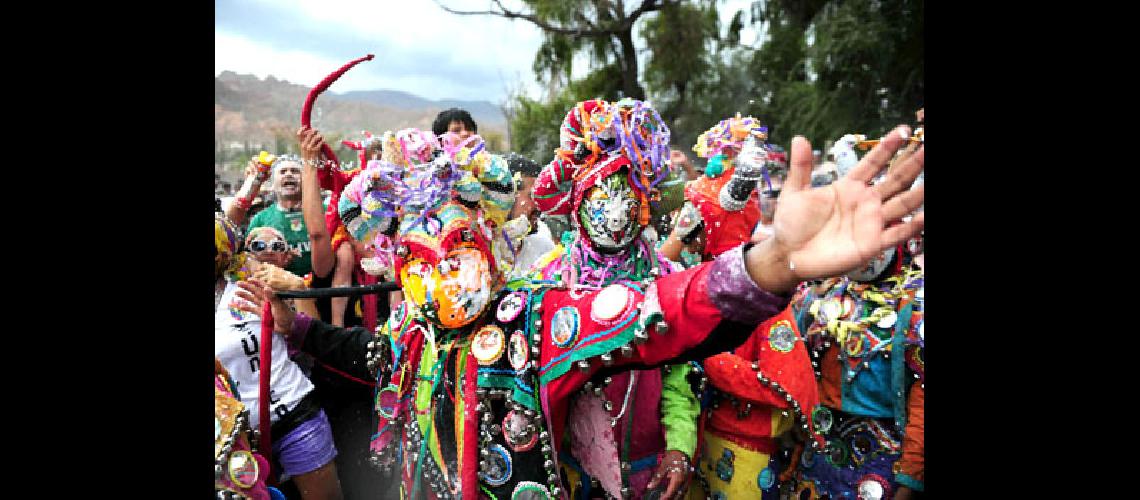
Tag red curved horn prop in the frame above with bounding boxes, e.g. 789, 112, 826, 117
301, 54, 375, 167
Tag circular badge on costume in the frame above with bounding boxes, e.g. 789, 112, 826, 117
757, 466, 776, 490
550, 307, 580, 348
215, 417, 222, 441
801, 448, 816, 468
591, 284, 631, 322
768, 320, 796, 353
916, 319, 924, 341
856, 474, 891, 500
227, 450, 260, 488
811, 406, 833, 434
502, 410, 538, 452
845, 335, 865, 357
376, 385, 399, 419
876, 309, 898, 329
509, 330, 529, 371
482, 444, 512, 486
825, 440, 849, 467
820, 299, 842, 323
472, 326, 506, 365
850, 434, 875, 458
497, 291, 527, 323
511, 481, 551, 500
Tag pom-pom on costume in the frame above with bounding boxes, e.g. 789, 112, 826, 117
278, 100, 794, 500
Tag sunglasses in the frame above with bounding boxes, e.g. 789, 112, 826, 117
248, 240, 288, 253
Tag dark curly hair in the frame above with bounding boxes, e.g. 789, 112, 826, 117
431, 108, 478, 136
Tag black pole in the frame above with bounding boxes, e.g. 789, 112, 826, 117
275, 282, 400, 299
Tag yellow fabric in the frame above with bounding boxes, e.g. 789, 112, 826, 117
771, 407, 795, 437
687, 433, 772, 499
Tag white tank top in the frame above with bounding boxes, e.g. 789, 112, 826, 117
214, 282, 314, 428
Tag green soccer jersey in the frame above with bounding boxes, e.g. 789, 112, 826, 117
248, 203, 313, 277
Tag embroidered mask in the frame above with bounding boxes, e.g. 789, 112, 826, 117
577, 171, 642, 253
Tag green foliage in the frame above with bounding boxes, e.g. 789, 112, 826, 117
508, 0, 921, 163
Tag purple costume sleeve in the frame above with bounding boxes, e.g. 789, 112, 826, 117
705, 244, 791, 324
286, 313, 314, 356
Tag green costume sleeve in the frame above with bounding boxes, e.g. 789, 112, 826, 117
660, 363, 700, 458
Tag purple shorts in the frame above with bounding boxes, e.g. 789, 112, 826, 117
272, 409, 338, 477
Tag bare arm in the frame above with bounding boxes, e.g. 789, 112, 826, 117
330, 243, 355, 326
297, 126, 335, 278
224, 159, 265, 226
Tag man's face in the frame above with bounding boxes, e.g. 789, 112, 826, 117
447, 120, 473, 141
509, 175, 537, 220
273, 160, 302, 199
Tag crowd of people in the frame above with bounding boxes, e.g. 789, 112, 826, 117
215, 91, 924, 500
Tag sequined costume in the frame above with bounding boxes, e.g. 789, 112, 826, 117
278, 101, 794, 500
669, 116, 826, 500
790, 255, 924, 499
216, 359, 273, 500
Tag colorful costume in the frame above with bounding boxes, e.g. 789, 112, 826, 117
523, 99, 699, 500
216, 359, 274, 500
789, 248, 924, 499
279, 101, 795, 500
675, 117, 825, 500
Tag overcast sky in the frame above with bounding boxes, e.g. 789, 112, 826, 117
215, 0, 760, 103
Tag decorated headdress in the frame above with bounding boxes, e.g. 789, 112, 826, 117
532, 98, 672, 242
215, 214, 251, 282
337, 127, 523, 279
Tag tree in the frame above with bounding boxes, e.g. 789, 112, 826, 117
435, 0, 677, 100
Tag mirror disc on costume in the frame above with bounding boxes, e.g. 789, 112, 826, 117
227, 450, 259, 488
512, 481, 552, 500
551, 307, 580, 348
768, 320, 797, 353
917, 319, 924, 341
825, 440, 849, 467
820, 299, 843, 323
482, 444, 513, 486
876, 310, 898, 329
851, 434, 875, 457
591, 284, 631, 322
502, 410, 538, 452
472, 326, 506, 365
757, 466, 776, 490
497, 291, 527, 323
857, 475, 887, 500
811, 406, 833, 434
508, 330, 529, 371
800, 448, 816, 468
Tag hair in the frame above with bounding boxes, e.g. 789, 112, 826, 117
432, 108, 478, 136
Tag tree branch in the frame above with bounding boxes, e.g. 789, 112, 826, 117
434, 0, 615, 37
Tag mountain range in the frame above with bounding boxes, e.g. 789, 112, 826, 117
215, 71, 507, 156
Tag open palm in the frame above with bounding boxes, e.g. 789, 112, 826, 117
772, 126, 924, 280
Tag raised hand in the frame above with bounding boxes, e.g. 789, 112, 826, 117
296, 126, 326, 168
770, 125, 924, 281
646, 449, 691, 500
232, 279, 297, 334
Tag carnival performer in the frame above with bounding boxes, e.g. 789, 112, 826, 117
788, 142, 924, 500
232, 104, 924, 500
215, 217, 344, 500
521, 99, 699, 500
651, 115, 825, 500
